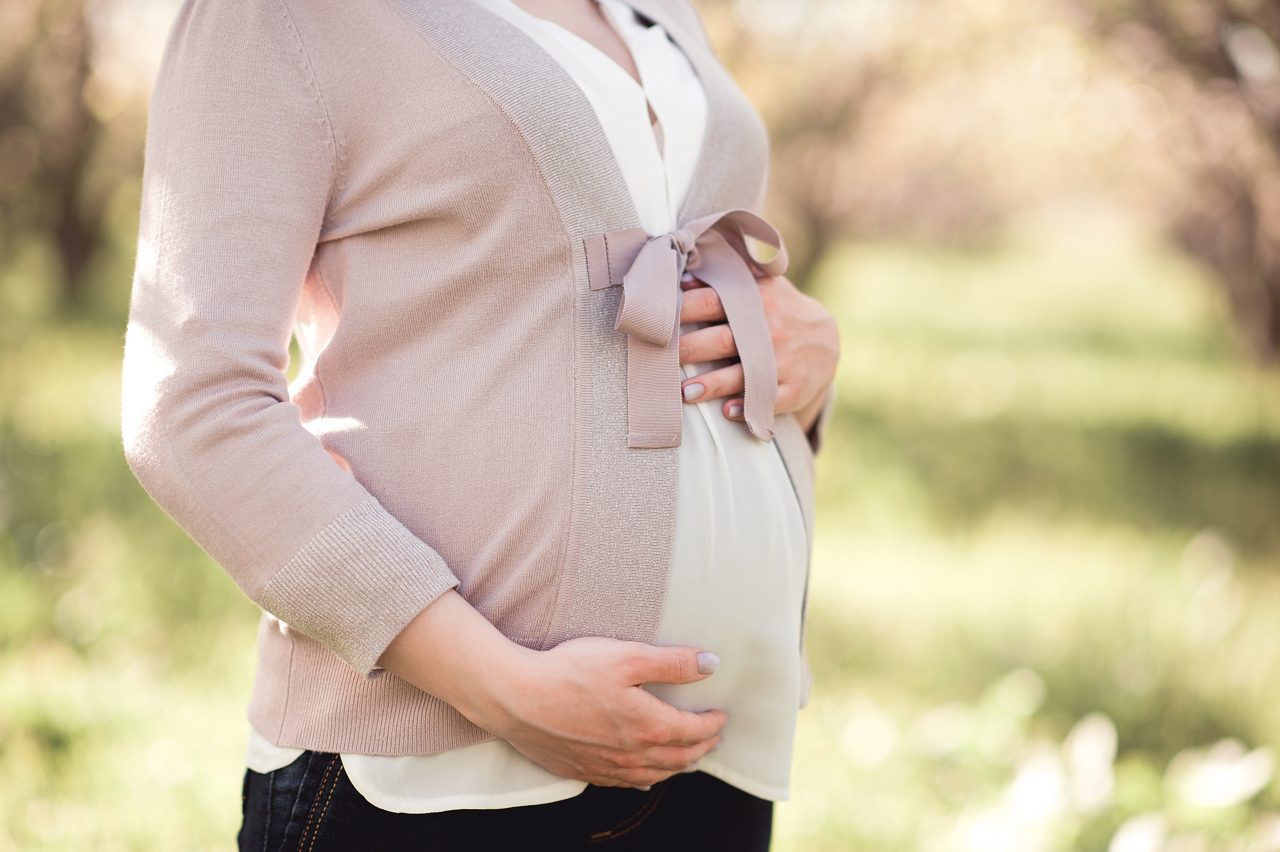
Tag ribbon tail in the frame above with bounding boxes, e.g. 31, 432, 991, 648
695, 233, 778, 442
616, 239, 681, 345
617, 239, 684, 448
624, 288, 684, 448
688, 209, 790, 278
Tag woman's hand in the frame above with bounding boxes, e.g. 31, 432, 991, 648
377, 590, 726, 790
678, 273, 840, 434
481, 637, 727, 789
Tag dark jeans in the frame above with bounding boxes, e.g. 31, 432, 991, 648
238, 750, 774, 851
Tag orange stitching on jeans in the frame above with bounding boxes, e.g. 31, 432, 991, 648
305, 763, 343, 852
588, 783, 670, 844
296, 755, 339, 851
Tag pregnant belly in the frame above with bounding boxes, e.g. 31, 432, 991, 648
641, 368, 809, 721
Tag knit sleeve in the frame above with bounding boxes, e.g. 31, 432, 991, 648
120, 0, 460, 678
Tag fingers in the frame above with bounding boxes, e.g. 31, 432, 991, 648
663, 708, 729, 746
678, 322, 737, 366
626, 695, 728, 748
605, 769, 675, 790
624, 644, 720, 686
720, 383, 801, 420
680, 271, 709, 290
678, 282, 725, 324
681, 362, 743, 404
595, 737, 719, 788
642, 735, 722, 771
523, 639, 729, 792
685, 371, 800, 418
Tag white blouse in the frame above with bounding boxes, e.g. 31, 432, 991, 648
245, 0, 810, 811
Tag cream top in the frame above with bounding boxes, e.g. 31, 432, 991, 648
244, 0, 809, 810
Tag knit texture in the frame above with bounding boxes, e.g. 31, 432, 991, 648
120, 0, 835, 755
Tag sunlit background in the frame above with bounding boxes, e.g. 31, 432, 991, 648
2, 0, 1279, 849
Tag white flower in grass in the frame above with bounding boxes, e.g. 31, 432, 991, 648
1064, 712, 1117, 813
1166, 739, 1273, 809
1109, 812, 1167, 852
1005, 741, 1068, 822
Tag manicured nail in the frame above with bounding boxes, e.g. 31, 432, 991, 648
727, 402, 743, 418
697, 652, 721, 674
683, 382, 705, 401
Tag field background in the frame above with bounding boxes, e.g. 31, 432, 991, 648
3, 0, 1279, 849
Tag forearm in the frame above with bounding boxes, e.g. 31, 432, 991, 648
376, 586, 727, 790
375, 589, 534, 730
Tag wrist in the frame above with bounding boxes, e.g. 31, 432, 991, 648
375, 588, 538, 731
453, 637, 541, 734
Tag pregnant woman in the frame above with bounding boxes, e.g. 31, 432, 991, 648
120, 0, 840, 849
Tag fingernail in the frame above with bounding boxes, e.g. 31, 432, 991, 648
683, 382, 705, 402
697, 652, 720, 674
727, 403, 743, 417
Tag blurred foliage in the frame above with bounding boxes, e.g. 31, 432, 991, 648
2, 0, 1280, 850
1, 0, 112, 314
701, 0, 1280, 360
1082, 0, 1280, 361
778, 229, 1280, 851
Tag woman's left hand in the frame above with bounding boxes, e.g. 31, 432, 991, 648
677, 272, 839, 434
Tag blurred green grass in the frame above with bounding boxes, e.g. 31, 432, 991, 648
778, 229, 1280, 851
2, 225, 1278, 850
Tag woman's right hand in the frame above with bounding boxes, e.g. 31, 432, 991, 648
376, 589, 727, 789
480, 636, 727, 789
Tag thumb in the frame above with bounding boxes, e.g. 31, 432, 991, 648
626, 644, 721, 686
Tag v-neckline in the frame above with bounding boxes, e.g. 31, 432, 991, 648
514, 2, 644, 90
499, 0, 665, 147
453, 0, 718, 231
621, 0, 718, 226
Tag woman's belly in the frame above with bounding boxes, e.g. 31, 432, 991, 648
640, 328, 811, 798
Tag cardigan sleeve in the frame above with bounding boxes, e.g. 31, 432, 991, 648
120, 0, 460, 678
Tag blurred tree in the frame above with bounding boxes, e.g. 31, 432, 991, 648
695, 0, 904, 285
0, 0, 108, 313
700, 0, 1027, 285
1064, 0, 1280, 359
701, 0, 1280, 361
1, 0, 1276, 359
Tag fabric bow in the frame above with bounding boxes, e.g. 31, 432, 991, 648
582, 209, 790, 449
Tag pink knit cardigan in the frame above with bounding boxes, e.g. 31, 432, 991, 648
120, 0, 834, 756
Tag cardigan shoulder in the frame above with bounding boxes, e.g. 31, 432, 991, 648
667, 0, 718, 52
148, 0, 344, 212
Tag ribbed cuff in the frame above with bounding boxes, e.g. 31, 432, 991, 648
258, 495, 461, 678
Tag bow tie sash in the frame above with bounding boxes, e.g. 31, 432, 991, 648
582, 209, 790, 449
